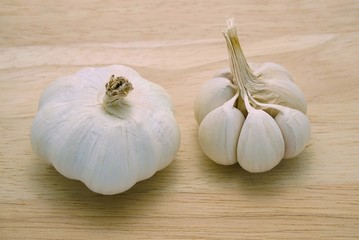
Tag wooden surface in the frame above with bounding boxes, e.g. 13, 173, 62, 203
1, 0, 359, 239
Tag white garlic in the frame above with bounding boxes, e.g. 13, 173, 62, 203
195, 18, 311, 173
214, 62, 293, 84
250, 62, 294, 83
247, 76, 308, 114
198, 93, 244, 165
210, 63, 307, 116
237, 96, 285, 172
248, 93, 311, 160
31, 65, 181, 195
194, 76, 236, 124
274, 106, 311, 159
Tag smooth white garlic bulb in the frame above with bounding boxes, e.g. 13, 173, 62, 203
31, 65, 180, 195
195, 19, 311, 173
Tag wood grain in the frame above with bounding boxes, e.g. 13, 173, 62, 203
1, 0, 358, 239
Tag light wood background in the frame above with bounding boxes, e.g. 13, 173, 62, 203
1, 0, 358, 239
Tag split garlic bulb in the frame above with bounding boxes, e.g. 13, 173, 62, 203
31, 65, 180, 195
195, 19, 311, 172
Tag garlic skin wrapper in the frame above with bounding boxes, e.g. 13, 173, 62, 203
195, 18, 311, 173
31, 65, 180, 195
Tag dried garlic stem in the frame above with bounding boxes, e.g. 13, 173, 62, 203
223, 18, 266, 110
223, 19, 262, 93
243, 91, 255, 113
103, 75, 133, 116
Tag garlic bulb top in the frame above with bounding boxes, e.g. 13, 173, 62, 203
31, 65, 180, 195
195, 19, 311, 172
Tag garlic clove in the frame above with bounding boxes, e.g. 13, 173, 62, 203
237, 109, 285, 173
275, 107, 311, 159
252, 62, 294, 82
248, 62, 307, 114
194, 77, 236, 124
263, 78, 307, 113
198, 94, 244, 165
247, 77, 307, 115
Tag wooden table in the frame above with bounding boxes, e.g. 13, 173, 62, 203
1, 1, 358, 239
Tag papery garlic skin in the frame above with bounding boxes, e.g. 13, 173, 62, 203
212, 64, 307, 114
241, 62, 307, 114
275, 108, 311, 159
194, 77, 236, 124
251, 62, 293, 82
251, 77, 307, 114
216, 63, 293, 83
237, 109, 285, 173
31, 65, 180, 195
198, 94, 244, 165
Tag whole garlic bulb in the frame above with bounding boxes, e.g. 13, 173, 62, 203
31, 65, 181, 195
195, 19, 311, 173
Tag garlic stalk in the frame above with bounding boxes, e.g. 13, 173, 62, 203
31, 65, 180, 195
102, 75, 133, 117
224, 18, 307, 115
223, 27, 285, 171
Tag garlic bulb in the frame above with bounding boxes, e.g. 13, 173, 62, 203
195, 19, 311, 172
31, 65, 181, 195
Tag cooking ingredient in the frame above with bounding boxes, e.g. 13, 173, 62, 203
194, 77, 237, 124
195, 18, 311, 172
198, 93, 244, 165
31, 65, 181, 195
237, 94, 285, 172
